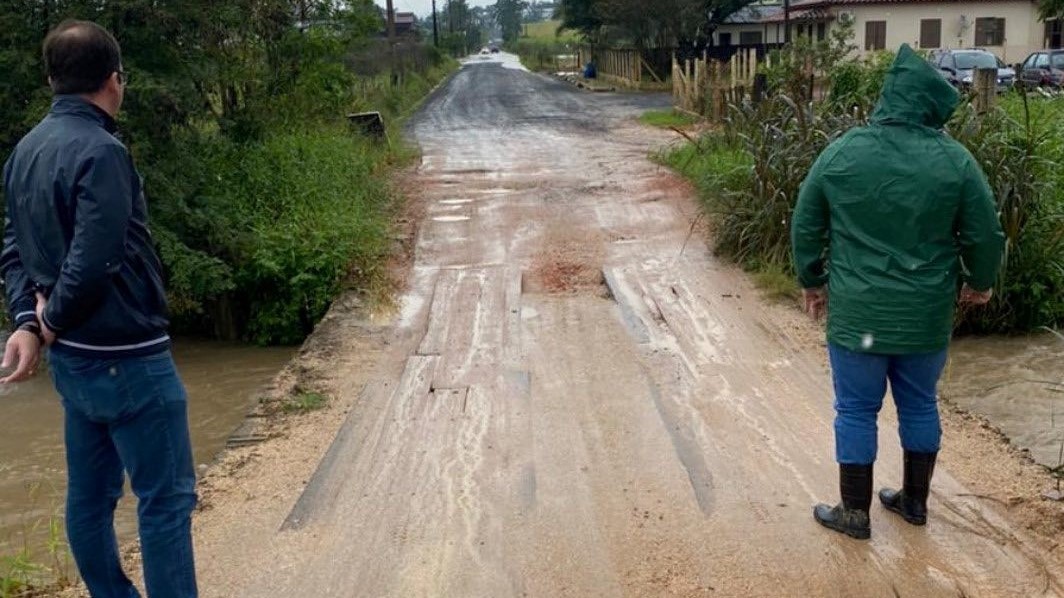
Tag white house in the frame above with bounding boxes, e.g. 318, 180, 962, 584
714, 0, 1056, 64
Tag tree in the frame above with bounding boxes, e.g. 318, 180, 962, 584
554, 0, 756, 49
1041, 0, 1064, 19
494, 0, 527, 44
555, 0, 602, 42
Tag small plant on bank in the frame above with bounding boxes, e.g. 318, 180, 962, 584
752, 263, 801, 301
282, 391, 330, 414
639, 110, 700, 128
0, 496, 73, 597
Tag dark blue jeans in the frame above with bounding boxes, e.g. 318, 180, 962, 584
828, 344, 949, 465
49, 349, 198, 598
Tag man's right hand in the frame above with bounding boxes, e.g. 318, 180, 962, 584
35, 292, 56, 346
959, 284, 993, 306
1, 329, 41, 384
803, 287, 828, 321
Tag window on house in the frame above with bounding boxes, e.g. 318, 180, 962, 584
719, 32, 733, 46
865, 21, 886, 51
817, 23, 826, 41
920, 19, 942, 49
740, 31, 763, 45
975, 18, 1006, 46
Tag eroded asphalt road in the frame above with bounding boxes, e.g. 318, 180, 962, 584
201, 56, 1063, 597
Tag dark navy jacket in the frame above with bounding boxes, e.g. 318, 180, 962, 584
1, 95, 170, 357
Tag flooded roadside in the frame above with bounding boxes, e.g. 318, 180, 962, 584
944, 333, 1064, 468
0, 340, 292, 556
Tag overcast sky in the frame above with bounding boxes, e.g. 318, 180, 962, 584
389, 0, 495, 19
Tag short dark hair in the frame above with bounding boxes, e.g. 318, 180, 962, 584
43, 20, 122, 95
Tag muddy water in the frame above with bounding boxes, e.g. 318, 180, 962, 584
944, 333, 1064, 467
0, 341, 291, 554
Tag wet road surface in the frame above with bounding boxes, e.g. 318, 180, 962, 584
196, 55, 1064, 597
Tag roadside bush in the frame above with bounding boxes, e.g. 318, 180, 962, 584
952, 96, 1064, 332
202, 129, 392, 345
826, 50, 894, 117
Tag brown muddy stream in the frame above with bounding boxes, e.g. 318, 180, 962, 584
944, 333, 1064, 468
0, 341, 291, 555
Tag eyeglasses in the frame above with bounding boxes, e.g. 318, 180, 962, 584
117, 70, 131, 86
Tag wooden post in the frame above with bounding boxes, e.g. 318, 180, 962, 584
753, 73, 767, 104
974, 67, 996, 113
713, 61, 726, 122
672, 54, 679, 104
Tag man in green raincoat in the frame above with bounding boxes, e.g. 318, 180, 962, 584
791, 45, 1004, 539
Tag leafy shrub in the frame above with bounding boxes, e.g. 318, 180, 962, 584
951, 95, 1064, 332
195, 129, 393, 345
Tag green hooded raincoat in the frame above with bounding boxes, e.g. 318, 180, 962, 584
791, 45, 1005, 354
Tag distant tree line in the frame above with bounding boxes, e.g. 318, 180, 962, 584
554, 0, 755, 50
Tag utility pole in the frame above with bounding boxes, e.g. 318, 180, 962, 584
386, 0, 397, 39
783, 0, 791, 44
432, 0, 440, 46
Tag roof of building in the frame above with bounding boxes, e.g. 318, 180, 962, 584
395, 12, 416, 24
726, 0, 1029, 23
723, 4, 784, 24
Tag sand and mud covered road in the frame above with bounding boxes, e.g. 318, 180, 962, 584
182, 55, 1064, 597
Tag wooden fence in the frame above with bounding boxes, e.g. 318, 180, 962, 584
673, 49, 764, 120
576, 47, 668, 89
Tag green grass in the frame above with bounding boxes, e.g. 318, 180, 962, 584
640, 110, 700, 128
282, 391, 330, 414
1, 503, 73, 597
522, 20, 579, 43
752, 264, 800, 301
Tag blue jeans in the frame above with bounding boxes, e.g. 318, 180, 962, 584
828, 344, 948, 465
49, 350, 198, 598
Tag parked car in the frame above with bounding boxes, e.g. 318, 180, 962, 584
928, 49, 1015, 92
1017, 50, 1064, 88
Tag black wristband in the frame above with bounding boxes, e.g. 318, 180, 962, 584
17, 322, 44, 344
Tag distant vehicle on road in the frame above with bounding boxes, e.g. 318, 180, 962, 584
480, 47, 490, 55
1017, 50, 1064, 88
928, 49, 1015, 92
490, 46, 500, 54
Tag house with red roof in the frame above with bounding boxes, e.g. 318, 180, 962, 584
714, 0, 1054, 63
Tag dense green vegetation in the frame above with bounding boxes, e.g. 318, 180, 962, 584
1, 1, 456, 344
662, 42, 1064, 334
554, 0, 754, 48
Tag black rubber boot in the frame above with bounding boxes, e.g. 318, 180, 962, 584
814, 463, 873, 540
879, 451, 937, 526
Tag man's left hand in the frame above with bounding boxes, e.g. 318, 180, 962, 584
35, 293, 57, 346
1, 330, 41, 384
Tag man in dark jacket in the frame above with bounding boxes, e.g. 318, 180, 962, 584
1, 20, 197, 597
791, 45, 1004, 540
